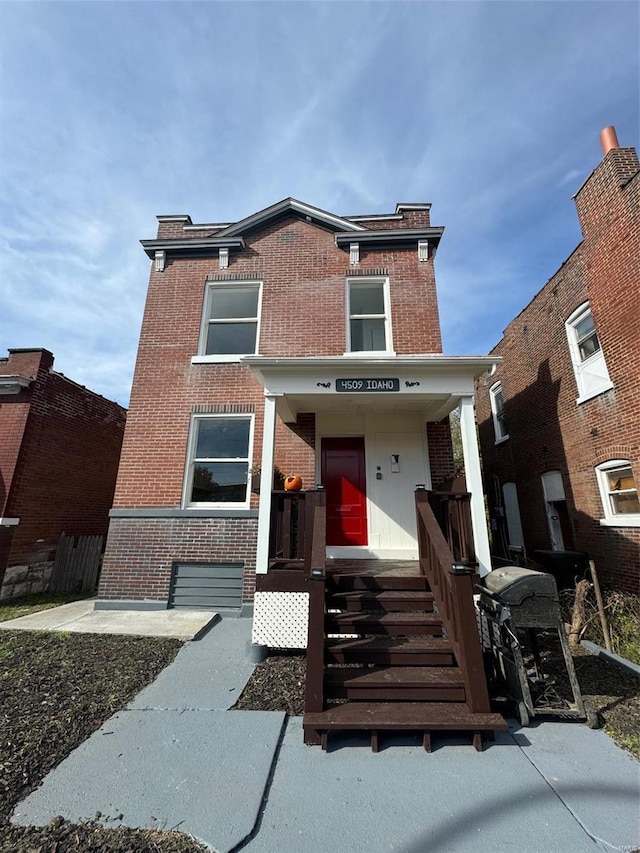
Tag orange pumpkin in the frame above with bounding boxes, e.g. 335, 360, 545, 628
284, 474, 303, 491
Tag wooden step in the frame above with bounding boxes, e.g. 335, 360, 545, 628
327, 573, 430, 592
327, 590, 435, 612
326, 612, 444, 636
303, 702, 508, 750
325, 666, 465, 701
325, 636, 454, 666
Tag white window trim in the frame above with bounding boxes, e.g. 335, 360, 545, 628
182, 413, 255, 509
344, 276, 395, 356
489, 382, 509, 443
595, 459, 640, 527
565, 302, 613, 405
192, 280, 263, 363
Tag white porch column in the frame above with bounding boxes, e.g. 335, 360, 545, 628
459, 395, 492, 576
255, 393, 277, 574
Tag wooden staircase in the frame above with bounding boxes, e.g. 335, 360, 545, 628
301, 490, 507, 751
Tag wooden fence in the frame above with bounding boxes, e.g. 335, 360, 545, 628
49, 533, 103, 594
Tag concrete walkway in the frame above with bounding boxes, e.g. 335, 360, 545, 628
0, 598, 218, 639
11, 616, 640, 853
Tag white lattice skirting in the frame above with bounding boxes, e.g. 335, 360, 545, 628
252, 591, 310, 648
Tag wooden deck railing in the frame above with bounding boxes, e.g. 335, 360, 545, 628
302, 488, 327, 715
268, 491, 307, 565
427, 490, 476, 567
415, 488, 490, 713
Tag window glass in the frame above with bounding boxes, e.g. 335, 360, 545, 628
606, 465, 640, 514
194, 418, 250, 460
350, 318, 386, 352
189, 417, 251, 505
490, 383, 508, 440
206, 322, 257, 355
202, 284, 260, 356
350, 282, 385, 315
191, 462, 248, 503
575, 312, 601, 361
210, 286, 259, 319
348, 279, 389, 352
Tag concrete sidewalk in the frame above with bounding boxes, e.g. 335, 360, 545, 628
12, 616, 640, 853
0, 598, 218, 639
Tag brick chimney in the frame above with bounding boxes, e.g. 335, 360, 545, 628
574, 126, 639, 238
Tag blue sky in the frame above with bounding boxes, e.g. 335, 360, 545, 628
1, 1, 638, 406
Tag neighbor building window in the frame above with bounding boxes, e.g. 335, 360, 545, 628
565, 302, 613, 404
595, 460, 640, 527
490, 382, 509, 442
185, 415, 253, 506
196, 281, 261, 360
346, 278, 393, 353
502, 482, 524, 550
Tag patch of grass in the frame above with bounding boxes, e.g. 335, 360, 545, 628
0, 592, 94, 623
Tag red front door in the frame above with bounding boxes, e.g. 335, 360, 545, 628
321, 437, 368, 546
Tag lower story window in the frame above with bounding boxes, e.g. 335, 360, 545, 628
595, 460, 640, 526
185, 415, 252, 506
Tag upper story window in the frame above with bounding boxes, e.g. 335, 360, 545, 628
184, 415, 253, 507
490, 382, 509, 443
346, 278, 393, 354
595, 460, 640, 527
194, 282, 261, 363
565, 302, 613, 404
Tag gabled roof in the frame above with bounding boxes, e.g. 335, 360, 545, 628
213, 197, 367, 237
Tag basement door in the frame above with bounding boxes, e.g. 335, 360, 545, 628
321, 437, 368, 546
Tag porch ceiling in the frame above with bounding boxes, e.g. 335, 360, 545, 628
242, 355, 500, 424
275, 391, 457, 422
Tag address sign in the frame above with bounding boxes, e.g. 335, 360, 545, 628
336, 378, 400, 393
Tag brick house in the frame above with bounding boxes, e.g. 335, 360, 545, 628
0, 348, 126, 595
476, 128, 639, 593
97, 198, 499, 627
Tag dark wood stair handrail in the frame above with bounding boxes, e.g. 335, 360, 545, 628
303, 488, 327, 716
415, 488, 491, 714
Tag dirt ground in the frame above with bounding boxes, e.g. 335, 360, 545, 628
0, 630, 208, 853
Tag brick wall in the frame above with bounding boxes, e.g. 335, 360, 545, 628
476, 145, 640, 591
114, 213, 443, 509
104, 203, 451, 603
99, 516, 258, 602
0, 349, 126, 578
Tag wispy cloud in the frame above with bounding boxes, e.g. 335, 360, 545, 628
1, 1, 638, 403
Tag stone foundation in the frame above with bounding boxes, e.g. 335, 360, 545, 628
0, 561, 54, 600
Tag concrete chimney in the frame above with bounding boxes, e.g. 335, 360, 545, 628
600, 126, 619, 156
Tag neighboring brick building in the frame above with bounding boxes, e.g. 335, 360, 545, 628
476, 128, 639, 592
0, 348, 126, 595
98, 197, 498, 634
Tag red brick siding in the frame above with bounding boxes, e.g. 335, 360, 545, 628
476, 148, 640, 592
427, 420, 455, 488
98, 517, 258, 602
104, 206, 451, 603
114, 214, 443, 509
0, 349, 126, 574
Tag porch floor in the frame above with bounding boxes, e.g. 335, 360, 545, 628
327, 559, 421, 578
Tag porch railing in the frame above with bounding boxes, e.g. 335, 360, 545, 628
269, 491, 308, 565
427, 490, 476, 567
302, 488, 327, 716
415, 488, 490, 713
